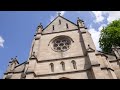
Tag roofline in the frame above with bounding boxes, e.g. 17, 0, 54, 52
15, 61, 27, 68
42, 15, 78, 31
15, 60, 19, 64
42, 16, 59, 31
59, 16, 77, 26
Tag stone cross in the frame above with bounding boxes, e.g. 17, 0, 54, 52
57, 12, 61, 16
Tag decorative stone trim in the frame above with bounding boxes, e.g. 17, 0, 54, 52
26, 68, 91, 77
42, 29, 79, 35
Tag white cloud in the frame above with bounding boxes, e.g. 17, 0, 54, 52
88, 24, 106, 51
98, 24, 107, 31
89, 25, 101, 51
92, 11, 105, 23
103, 11, 120, 24
90, 11, 120, 51
50, 11, 66, 22
0, 36, 4, 48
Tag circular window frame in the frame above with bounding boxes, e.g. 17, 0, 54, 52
49, 35, 74, 52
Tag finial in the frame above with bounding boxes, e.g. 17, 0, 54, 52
77, 17, 83, 22
15, 56, 17, 59
9, 58, 13, 63
57, 12, 61, 16
40, 23, 42, 26
38, 23, 43, 28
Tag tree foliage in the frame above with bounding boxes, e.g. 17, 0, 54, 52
99, 19, 120, 53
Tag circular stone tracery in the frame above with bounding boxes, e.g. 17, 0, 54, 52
52, 36, 71, 52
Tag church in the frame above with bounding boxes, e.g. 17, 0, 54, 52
3, 14, 120, 79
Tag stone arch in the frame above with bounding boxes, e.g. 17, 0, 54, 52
60, 61, 65, 71
71, 60, 77, 69
50, 63, 54, 72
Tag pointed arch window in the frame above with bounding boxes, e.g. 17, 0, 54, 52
52, 25, 54, 30
60, 61, 65, 71
50, 63, 54, 72
66, 23, 69, 29
59, 20, 61, 25
71, 60, 77, 69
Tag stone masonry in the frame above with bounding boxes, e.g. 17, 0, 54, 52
3, 14, 120, 79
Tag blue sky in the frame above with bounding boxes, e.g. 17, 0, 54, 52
0, 11, 119, 78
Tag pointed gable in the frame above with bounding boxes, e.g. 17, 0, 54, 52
42, 16, 78, 34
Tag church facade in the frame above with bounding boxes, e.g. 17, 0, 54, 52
3, 15, 120, 79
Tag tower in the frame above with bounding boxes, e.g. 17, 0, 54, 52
3, 14, 119, 79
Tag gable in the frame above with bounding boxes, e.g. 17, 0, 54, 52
42, 16, 78, 34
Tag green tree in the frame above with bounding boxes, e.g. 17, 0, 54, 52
99, 19, 120, 53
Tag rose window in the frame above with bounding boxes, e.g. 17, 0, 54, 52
52, 37, 71, 52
